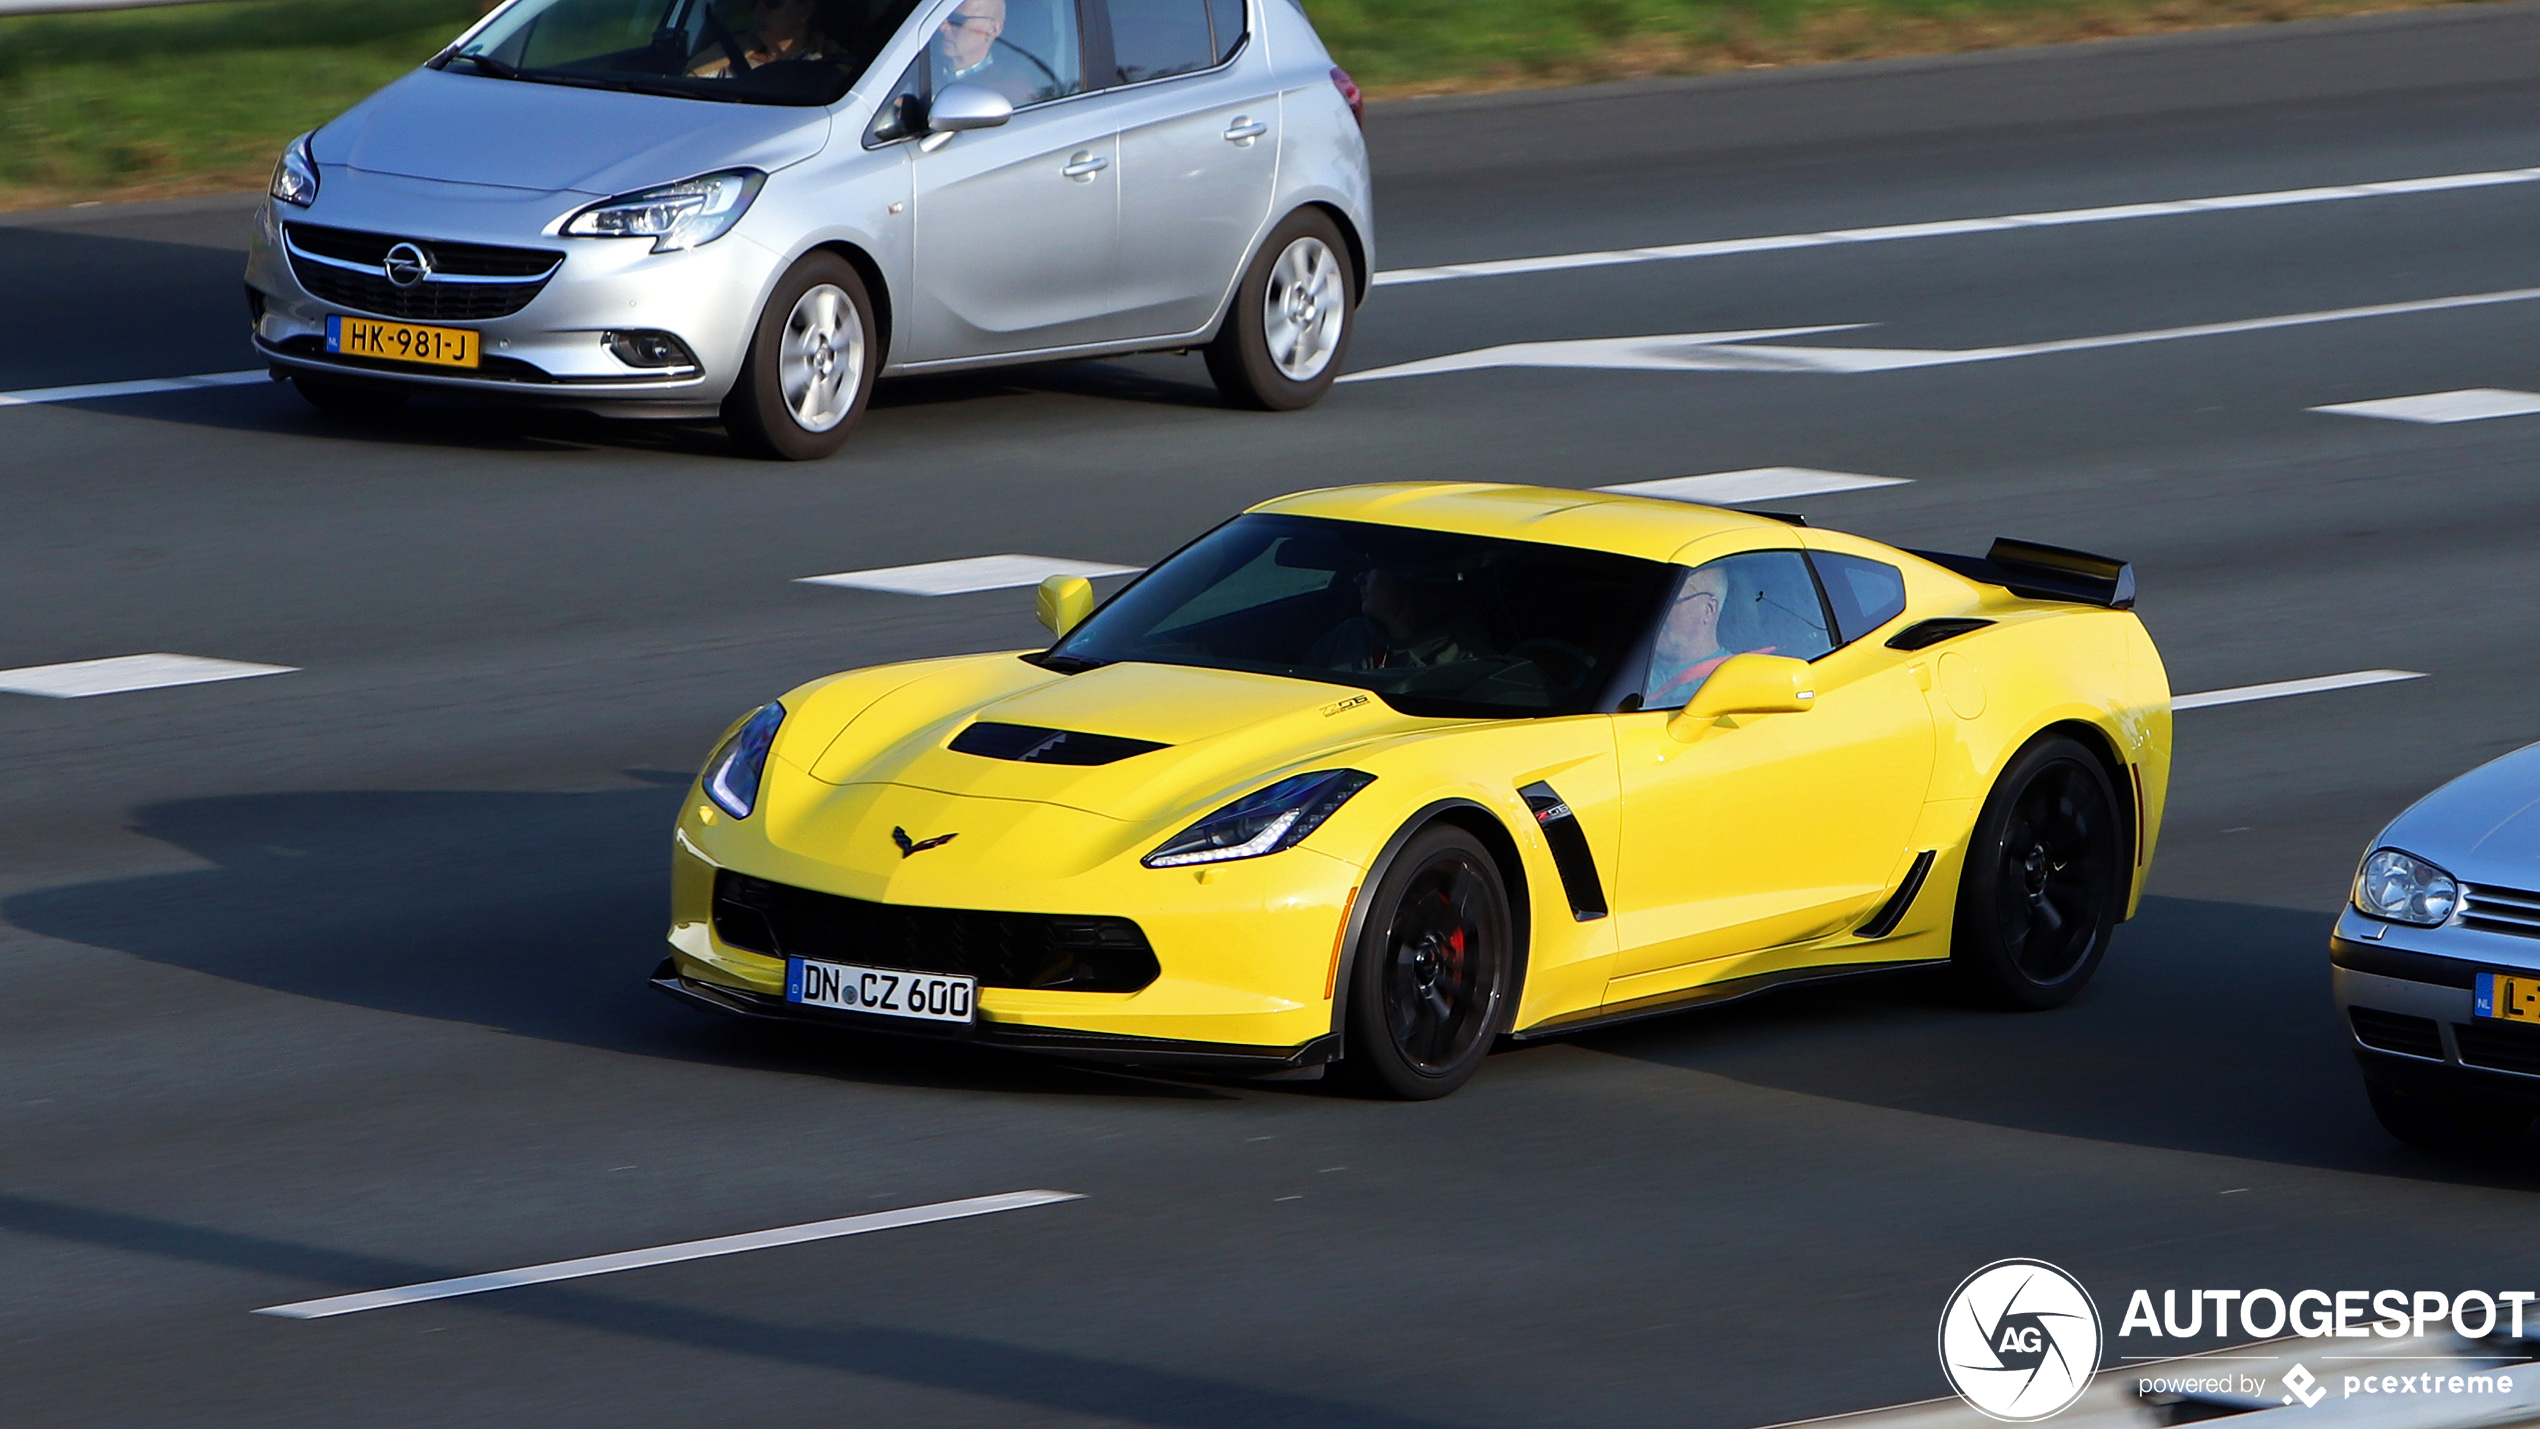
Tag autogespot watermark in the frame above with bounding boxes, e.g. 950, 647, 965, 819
1941, 1268, 2532, 1420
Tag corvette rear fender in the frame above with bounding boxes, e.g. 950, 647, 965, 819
1325, 798, 1534, 1060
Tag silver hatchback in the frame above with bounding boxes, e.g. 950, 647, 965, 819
244, 0, 1372, 457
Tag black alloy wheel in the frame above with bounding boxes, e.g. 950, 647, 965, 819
2365, 1078, 2531, 1155
1952, 735, 2125, 1009
1341, 825, 1513, 1099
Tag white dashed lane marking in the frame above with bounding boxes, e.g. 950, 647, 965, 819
2174, 670, 2425, 710
798, 554, 1140, 596
2311, 389, 2540, 423
0, 370, 266, 407
255, 1190, 1083, 1320
1372, 164, 2540, 286
1599, 469, 1911, 504
1344, 287, 2540, 383
0, 653, 297, 698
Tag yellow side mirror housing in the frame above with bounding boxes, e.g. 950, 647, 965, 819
1666, 653, 1816, 741
1035, 574, 1095, 637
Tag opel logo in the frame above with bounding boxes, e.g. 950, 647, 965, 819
382, 242, 434, 288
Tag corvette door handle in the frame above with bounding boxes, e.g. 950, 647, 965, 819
1061, 151, 1109, 180
1222, 117, 1268, 143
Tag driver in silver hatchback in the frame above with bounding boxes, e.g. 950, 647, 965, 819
245, 0, 1372, 458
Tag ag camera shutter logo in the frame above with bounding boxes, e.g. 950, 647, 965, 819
1940, 1259, 2103, 1421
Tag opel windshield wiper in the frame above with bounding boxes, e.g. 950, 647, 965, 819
446, 51, 524, 79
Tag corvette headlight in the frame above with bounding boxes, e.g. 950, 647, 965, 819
702, 702, 785, 819
564, 170, 763, 253
1143, 770, 1374, 869
2354, 847, 2460, 925
269, 133, 318, 207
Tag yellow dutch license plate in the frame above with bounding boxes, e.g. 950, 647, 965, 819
325, 314, 479, 369
2475, 972, 2540, 1023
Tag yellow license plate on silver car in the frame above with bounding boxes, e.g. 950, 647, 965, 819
2475, 972, 2540, 1023
325, 315, 479, 369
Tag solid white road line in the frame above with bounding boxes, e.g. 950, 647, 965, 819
2311, 388, 2540, 424
1341, 285, 2540, 383
1371, 165, 2540, 287
2173, 670, 2425, 711
255, 1190, 1084, 1320
0, 370, 266, 406
1599, 469, 1911, 504
0, 653, 297, 698
798, 554, 1141, 596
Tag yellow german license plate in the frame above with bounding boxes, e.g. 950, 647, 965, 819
2475, 972, 2540, 1023
325, 314, 478, 369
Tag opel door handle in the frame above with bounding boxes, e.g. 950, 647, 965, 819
1222, 117, 1268, 144
1061, 151, 1109, 180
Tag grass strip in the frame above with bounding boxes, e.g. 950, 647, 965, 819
0, 0, 2493, 210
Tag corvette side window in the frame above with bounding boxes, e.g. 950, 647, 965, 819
1641, 552, 1834, 710
1810, 552, 1907, 646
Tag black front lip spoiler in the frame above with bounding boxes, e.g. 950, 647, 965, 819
651, 961, 1339, 1073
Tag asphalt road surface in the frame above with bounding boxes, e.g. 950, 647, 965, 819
11, 7, 2540, 1424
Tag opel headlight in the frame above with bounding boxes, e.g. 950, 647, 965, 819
564, 170, 763, 253
1144, 770, 1374, 869
269, 133, 318, 208
2354, 847, 2460, 926
702, 702, 786, 819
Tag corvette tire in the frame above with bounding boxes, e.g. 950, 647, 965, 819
1340, 824, 1512, 1100
724, 252, 877, 461
1952, 735, 2124, 1010
292, 376, 406, 417
2365, 1079, 2530, 1154
1205, 208, 1355, 412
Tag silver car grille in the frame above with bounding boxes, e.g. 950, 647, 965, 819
283, 223, 562, 322
2460, 881, 2540, 938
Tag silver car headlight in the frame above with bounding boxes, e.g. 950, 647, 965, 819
2354, 847, 2461, 925
564, 170, 764, 253
1143, 770, 1374, 869
702, 702, 786, 819
269, 133, 318, 208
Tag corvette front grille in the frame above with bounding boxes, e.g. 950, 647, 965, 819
2461, 882, 2540, 939
710, 870, 1160, 993
283, 222, 561, 322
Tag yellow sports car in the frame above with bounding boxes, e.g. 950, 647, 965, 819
656, 483, 2172, 1097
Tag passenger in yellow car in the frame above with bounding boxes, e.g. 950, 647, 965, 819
1307, 565, 1495, 672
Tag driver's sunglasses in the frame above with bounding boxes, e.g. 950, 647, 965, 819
943, 11, 998, 27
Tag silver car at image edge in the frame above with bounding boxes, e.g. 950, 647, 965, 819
244, 0, 1372, 458
2334, 740, 2540, 1151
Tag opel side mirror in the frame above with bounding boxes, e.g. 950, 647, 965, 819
921, 83, 1013, 151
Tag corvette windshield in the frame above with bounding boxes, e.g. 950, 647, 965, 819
1044, 515, 1676, 718
445, 0, 925, 106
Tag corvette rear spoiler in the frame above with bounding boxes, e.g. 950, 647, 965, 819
1906, 538, 2136, 610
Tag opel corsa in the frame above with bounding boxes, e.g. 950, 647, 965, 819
244, 0, 1371, 457
657, 484, 2174, 1097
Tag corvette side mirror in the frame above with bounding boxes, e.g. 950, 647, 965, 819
920, 83, 1012, 151
1667, 653, 1815, 741
1036, 574, 1094, 636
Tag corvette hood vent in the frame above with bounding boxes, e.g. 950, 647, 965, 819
948, 721, 1168, 766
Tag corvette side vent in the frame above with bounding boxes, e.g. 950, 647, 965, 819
1907, 538, 2135, 610
1885, 617, 1993, 651
949, 721, 1167, 766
